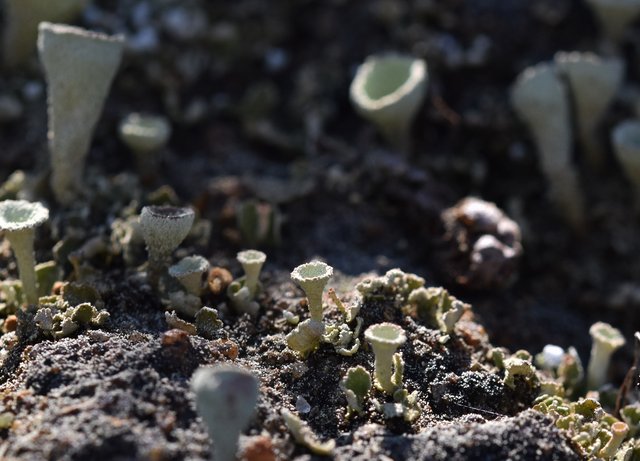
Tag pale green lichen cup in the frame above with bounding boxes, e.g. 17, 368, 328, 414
586, 322, 625, 390
168, 255, 209, 296
237, 249, 267, 298
365, 322, 406, 394
291, 260, 333, 322
350, 54, 427, 152
119, 113, 171, 154
0, 200, 49, 305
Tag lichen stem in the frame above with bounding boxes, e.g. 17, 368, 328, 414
7, 229, 38, 305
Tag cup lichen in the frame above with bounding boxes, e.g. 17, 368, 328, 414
236, 249, 266, 298
600, 421, 629, 458
511, 62, 585, 230
38, 22, 124, 205
285, 261, 334, 356
168, 255, 209, 296
191, 365, 259, 461
585, 0, 640, 44
139, 205, 195, 290
119, 113, 172, 179
290, 261, 333, 322
350, 54, 428, 152
587, 322, 625, 390
554, 51, 624, 170
119, 113, 171, 155
0, 200, 49, 305
364, 322, 406, 394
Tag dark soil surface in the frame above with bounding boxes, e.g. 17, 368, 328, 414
1, 0, 640, 459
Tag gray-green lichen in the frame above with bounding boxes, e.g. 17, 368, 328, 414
534, 395, 631, 460
282, 409, 335, 456
356, 268, 425, 303
195, 306, 223, 338
38, 23, 124, 205
236, 199, 282, 247
34, 295, 109, 339
340, 365, 372, 415
405, 286, 469, 335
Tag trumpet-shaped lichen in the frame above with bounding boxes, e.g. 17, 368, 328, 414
365, 322, 406, 394
350, 54, 428, 152
168, 255, 209, 296
191, 365, 259, 461
587, 322, 625, 390
139, 205, 195, 290
0, 200, 50, 305
227, 250, 266, 316
286, 261, 334, 356
38, 22, 124, 205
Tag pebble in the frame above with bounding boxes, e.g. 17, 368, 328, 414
295, 395, 311, 413
541, 345, 565, 369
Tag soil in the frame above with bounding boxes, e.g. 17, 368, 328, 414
1, 0, 640, 460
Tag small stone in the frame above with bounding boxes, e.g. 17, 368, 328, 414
211, 339, 239, 360
295, 396, 311, 414
2, 315, 17, 333
288, 362, 309, 379
161, 328, 190, 350
241, 435, 276, 461
208, 267, 233, 295
86, 329, 110, 343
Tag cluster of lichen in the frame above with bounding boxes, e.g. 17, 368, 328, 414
533, 396, 634, 460
285, 260, 362, 358
280, 263, 639, 461
284, 266, 471, 426
32, 283, 109, 339
0, 7, 637, 459
523, 323, 637, 460
356, 268, 426, 304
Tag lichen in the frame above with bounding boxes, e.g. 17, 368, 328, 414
534, 395, 631, 459
33, 293, 109, 339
